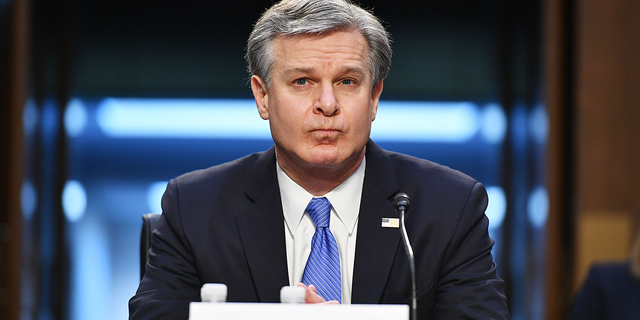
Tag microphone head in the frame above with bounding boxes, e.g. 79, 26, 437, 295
393, 192, 411, 212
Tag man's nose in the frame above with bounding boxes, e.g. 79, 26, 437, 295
315, 82, 339, 116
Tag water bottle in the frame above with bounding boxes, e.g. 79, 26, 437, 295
280, 286, 306, 303
201, 283, 227, 303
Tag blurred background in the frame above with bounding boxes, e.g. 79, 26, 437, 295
1, 0, 639, 319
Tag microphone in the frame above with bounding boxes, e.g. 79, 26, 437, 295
393, 192, 417, 320
393, 192, 411, 212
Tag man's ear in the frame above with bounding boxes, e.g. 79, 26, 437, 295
370, 80, 384, 121
251, 75, 270, 120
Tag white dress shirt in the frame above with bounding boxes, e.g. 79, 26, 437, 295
277, 157, 365, 304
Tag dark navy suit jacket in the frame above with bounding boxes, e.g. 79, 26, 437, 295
129, 140, 508, 319
568, 261, 640, 320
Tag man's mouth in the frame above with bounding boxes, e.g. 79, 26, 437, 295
310, 129, 341, 140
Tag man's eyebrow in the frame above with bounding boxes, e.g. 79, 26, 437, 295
283, 67, 316, 77
338, 66, 366, 78
282, 66, 366, 78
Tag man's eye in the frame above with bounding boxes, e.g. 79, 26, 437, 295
295, 78, 307, 86
341, 79, 354, 85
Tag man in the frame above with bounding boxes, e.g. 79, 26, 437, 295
567, 210, 640, 320
129, 0, 509, 319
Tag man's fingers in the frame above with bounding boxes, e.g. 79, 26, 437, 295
308, 284, 318, 294
297, 283, 327, 303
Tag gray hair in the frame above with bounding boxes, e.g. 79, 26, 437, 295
245, 0, 392, 88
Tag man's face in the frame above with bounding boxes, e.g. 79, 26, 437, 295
251, 30, 383, 173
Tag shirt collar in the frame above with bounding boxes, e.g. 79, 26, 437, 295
277, 157, 366, 235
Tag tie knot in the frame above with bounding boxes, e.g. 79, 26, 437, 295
306, 197, 332, 228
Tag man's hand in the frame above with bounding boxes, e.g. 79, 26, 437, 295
296, 283, 340, 304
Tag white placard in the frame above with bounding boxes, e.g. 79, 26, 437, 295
189, 302, 409, 320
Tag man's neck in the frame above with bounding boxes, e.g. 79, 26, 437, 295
276, 148, 366, 196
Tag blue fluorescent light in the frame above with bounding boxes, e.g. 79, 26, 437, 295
21, 180, 38, 220
97, 98, 270, 139
527, 186, 548, 229
485, 186, 506, 230
62, 180, 87, 222
373, 101, 478, 142
65, 98, 88, 138
96, 98, 479, 143
147, 181, 168, 214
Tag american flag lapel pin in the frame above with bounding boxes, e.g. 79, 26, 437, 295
381, 218, 400, 228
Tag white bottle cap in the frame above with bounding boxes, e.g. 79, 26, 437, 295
201, 283, 227, 303
280, 286, 306, 303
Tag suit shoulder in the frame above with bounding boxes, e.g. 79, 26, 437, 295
173, 152, 263, 187
384, 150, 479, 188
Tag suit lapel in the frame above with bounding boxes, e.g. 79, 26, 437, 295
234, 142, 402, 303
351, 141, 402, 303
235, 147, 289, 302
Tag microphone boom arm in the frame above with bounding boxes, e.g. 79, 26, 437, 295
394, 193, 417, 320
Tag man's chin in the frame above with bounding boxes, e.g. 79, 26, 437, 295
305, 150, 363, 169
306, 156, 343, 167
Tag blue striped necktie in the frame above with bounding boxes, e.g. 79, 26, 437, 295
301, 197, 341, 302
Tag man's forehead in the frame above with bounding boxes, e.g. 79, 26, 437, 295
271, 31, 370, 72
